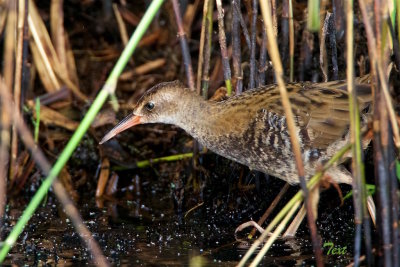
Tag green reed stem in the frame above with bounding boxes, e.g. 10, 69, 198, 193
0, 0, 165, 262
136, 152, 193, 168
34, 98, 40, 143
307, 0, 320, 31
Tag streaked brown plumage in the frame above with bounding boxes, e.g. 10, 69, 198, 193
100, 78, 372, 186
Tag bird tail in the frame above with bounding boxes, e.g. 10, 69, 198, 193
355, 61, 393, 84
354, 84, 372, 111
355, 73, 372, 84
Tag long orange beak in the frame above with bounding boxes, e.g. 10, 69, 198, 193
99, 113, 142, 144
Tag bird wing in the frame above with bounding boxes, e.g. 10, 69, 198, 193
256, 81, 372, 149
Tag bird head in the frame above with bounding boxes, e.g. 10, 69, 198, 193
100, 81, 189, 144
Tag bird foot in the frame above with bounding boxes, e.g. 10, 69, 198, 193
315, 166, 344, 206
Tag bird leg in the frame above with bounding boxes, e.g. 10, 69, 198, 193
318, 172, 344, 206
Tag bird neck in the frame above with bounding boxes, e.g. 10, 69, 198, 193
174, 94, 224, 144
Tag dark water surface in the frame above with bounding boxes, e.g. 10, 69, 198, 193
3, 159, 359, 266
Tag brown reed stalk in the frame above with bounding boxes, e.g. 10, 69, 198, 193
282, 0, 289, 75
233, 3, 251, 49
2, 1, 15, 91
0, 99, 8, 224
51, 0, 67, 71
196, 0, 207, 94
374, 79, 393, 266
0, 0, 16, 222
389, 130, 399, 267
248, 0, 257, 89
202, 0, 213, 99
358, 0, 400, 148
193, 0, 213, 191
113, 4, 129, 45
258, 21, 267, 86
320, 12, 330, 82
28, 0, 87, 102
288, 0, 294, 82
299, 19, 313, 80
270, 0, 277, 36
20, 0, 29, 109
329, 13, 338, 80
232, 0, 243, 94
363, 2, 400, 264
11, 0, 28, 197
259, 1, 323, 265
3, 1, 16, 175
215, 0, 232, 95
196, 0, 213, 97
171, 0, 195, 91
358, 0, 400, 264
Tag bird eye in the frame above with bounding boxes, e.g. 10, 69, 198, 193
145, 102, 154, 111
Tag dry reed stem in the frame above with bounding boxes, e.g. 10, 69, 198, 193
182, 0, 201, 36
270, 0, 277, 36
248, 0, 257, 89
119, 58, 166, 79
29, 0, 87, 101
215, 0, 232, 95
373, 79, 393, 266
258, 22, 267, 86
358, 0, 400, 148
171, 0, 195, 90
96, 158, 110, 197
320, 12, 331, 82
3, 0, 15, 90
28, 16, 61, 91
11, 0, 27, 186
201, 0, 213, 98
113, 4, 129, 45
232, 0, 243, 93
288, 0, 294, 82
0, 117, 8, 220
194, 0, 213, 187
50, 0, 67, 72
196, 0, 209, 94
259, 1, 323, 266
0, 0, 16, 219
233, 3, 251, 49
